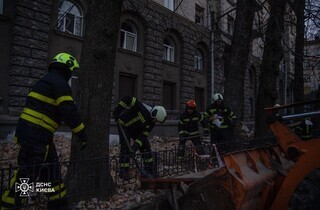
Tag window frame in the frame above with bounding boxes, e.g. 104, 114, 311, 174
227, 15, 234, 34
57, 0, 83, 37
163, 37, 175, 62
195, 5, 204, 25
120, 21, 138, 52
164, 0, 175, 11
194, 49, 203, 70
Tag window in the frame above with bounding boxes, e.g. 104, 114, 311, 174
120, 22, 137, 51
164, 0, 174, 11
227, 15, 234, 34
195, 87, 205, 111
163, 82, 175, 110
58, 0, 83, 36
195, 5, 204, 25
0, 0, 3, 15
194, 49, 203, 70
163, 38, 175, 62
119, 74, 136, 99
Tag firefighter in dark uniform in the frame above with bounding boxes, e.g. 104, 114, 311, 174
292, 118, 313, 141
205, 93, 236, 152
113, 96, 167, 180
177, 100, 208, 159
1, 52, 87, 210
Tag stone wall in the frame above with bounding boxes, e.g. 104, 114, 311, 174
9, 0, 52, 116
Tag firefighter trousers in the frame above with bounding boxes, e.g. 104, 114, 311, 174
1, 140, 67, 210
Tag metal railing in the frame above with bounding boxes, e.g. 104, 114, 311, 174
0, 136, 277, 209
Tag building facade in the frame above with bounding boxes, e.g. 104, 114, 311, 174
0, 0, 300, 137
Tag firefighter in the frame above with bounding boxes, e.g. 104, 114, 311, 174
292, 118, 313, 141
0, 52, 87, 210
113, 96, 167, 180
177, 100, 208, 159
205, 93, 236, 152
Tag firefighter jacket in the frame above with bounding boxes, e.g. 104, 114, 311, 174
113, 96, 155, 147
205, 102, 236, 129
15, 69, 86, 147
293, 119, 313, 140
178, 110, 208, 137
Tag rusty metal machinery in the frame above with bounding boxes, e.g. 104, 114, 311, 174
139, 99, 320, 210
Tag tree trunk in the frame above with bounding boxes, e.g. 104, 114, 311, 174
67, 0, 123, 202
293, 0, 306, 113
254, 0, 286, 137
224, 0, 257, 120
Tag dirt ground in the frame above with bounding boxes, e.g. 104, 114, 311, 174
0, 133, 183, 210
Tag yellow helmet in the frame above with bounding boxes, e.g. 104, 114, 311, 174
50, 52, 79, 72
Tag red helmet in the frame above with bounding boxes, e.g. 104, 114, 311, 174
186, 100, 197, 109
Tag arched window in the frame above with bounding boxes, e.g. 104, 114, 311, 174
194, 49, 203, 70
58, 0, 83, 36
120, 22, 137, 51
163, 37, 175, 62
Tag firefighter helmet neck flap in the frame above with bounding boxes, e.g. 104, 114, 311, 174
151, 106, 167, 123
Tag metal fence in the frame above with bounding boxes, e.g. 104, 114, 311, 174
0, 136, 276, 209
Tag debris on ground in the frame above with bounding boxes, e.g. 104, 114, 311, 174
0, 133, 179, 210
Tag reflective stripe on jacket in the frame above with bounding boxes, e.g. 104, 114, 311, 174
16, 70, 85, 139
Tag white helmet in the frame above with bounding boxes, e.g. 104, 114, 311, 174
151, 106, 167, 123
213, 93, 223, 102
273, 104, 281, 108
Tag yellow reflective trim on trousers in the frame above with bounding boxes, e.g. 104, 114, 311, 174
1, 170, 18, 205
44, 145, 50, 161
52, 183, 65, 191
189, 131, 199, 135
130, 97, 136, 107
135, 139, 143, 147
28, 92, 56, 106
2, 190, 14, 204
120, 163, 130, 167
22, 108, 59, 129
56, 96, 73, 105
192, 117, 199, 120
143, 158, 153, 163
72, 123, 84, 133
48, 189, 66, 201
143, 131, 149, 136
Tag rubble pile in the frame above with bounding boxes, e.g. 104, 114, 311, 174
0, 122, 253, 209
0, 133, 178, 210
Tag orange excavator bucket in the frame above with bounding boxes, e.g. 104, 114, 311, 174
140, 99, 320, 210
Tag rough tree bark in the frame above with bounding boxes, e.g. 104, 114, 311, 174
224, 0, 257, 120
254, 0, 287, 137
67, 0, 123, 202
293, 0, 306, 113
